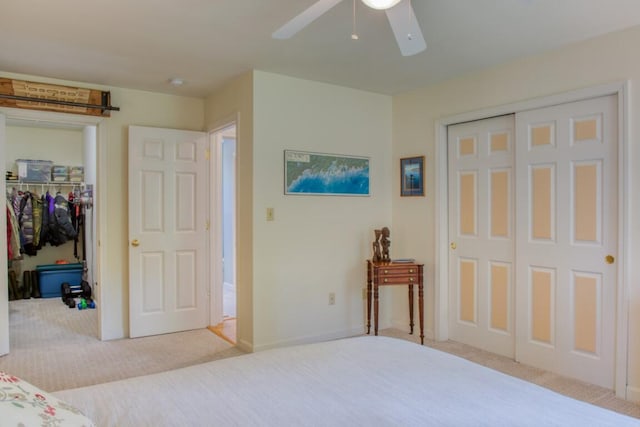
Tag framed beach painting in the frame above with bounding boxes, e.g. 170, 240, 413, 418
400, 156, 425, 197
284, 150, 370, 196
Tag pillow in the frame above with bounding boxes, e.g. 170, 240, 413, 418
0, 371, 95, 426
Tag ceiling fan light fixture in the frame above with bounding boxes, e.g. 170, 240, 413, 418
361, 0, 402, 10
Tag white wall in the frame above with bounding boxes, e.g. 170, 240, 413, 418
391, 24, 640, 399
5, 125, 83, 172
251, 71, 392, 350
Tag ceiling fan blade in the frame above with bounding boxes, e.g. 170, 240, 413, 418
385, 0, 426, 56
273, 0, 344, 39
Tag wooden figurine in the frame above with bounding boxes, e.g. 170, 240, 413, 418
380, 227, 391, 262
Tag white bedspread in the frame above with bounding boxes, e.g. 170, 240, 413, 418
55, 336, 639, 426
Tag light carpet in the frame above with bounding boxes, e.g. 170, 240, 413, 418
1, 299, 638, 420
0, 298, 244, 392
379, 328, 640, 419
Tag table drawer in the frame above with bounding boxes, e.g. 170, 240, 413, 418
378, 266, 419, 276
378, 275, 418, 285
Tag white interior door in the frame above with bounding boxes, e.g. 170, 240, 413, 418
515, 95, 617, 388
128, 126, 209, 338
448, 115, 515, 357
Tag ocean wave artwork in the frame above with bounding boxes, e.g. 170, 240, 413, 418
285, 150, 370, 196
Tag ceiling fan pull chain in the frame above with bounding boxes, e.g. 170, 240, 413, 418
351, 0, 359, 40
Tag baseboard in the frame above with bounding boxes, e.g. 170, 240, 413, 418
252, 327, 365, 352
236, 338, 253, 353
626, 385, 640, 402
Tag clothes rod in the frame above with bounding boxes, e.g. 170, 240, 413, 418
0, 93, 120, 112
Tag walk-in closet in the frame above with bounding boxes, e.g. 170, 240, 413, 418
5, 119, 98, 342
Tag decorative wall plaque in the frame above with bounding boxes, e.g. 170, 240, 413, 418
0, 78, 118, 117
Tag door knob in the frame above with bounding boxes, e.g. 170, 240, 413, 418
605, 255, 615, 264
450, 242, 457, 250
131, 239, 140, 247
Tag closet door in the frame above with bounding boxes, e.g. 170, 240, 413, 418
128, 126, 209, 338
448, 115, 515, 358
515, 95, 617, 388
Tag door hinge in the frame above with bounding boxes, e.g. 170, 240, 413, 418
205, 149, 210, 160
206, 220, 210, 231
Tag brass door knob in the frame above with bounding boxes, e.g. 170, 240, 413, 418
131, 239, 140, 247
450, 242, 457, 250
605, 255, 615, 264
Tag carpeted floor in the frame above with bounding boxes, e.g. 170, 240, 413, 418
0, 298, 244, 392
1, 298, 638, 420
379, 328, 640, 419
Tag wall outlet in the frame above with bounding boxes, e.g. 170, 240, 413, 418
266, 207, 274, 221
329, 292, 336, 305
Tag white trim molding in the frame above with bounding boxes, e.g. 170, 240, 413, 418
0, 106, 106, 344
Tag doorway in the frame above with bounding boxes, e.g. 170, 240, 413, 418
210, 124, 237, 344
2, 114, 100, 352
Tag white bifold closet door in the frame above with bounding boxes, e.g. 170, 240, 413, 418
448, 115, 516, 358
448, 95, 618, 388
515, 95, 617, 388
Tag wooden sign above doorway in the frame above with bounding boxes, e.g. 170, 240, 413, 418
0, 78, 119, 117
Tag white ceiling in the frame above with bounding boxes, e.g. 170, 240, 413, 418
1, 0, 640, 98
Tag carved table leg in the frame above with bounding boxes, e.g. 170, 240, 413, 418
408, 284, 414, 335
374, 283, 379, 336
419, 266, 424, 345
366, 262, 372, 334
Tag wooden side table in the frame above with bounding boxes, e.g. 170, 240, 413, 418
366, 260, 424, 345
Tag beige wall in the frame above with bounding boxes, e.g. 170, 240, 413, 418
204, 71, 255, 350
391, 24, 640, 399
251, 71, 392, 350
205, 70, 392, 351
1, 71, 205, 340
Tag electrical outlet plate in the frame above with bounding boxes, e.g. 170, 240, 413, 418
329, 292, 336, 305
266, 207, 274, 221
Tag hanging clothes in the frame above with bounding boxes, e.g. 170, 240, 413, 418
18, 191, 37, 256
6, 199, 21, 261
39, 193, 51, 248
6, 187, 84, 258
32, 193, 43, 249
48, 192, 77, 246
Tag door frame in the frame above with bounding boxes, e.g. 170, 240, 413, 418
0, 106, 107, 350
208, 116, 238, 328
434, 81, 630, 398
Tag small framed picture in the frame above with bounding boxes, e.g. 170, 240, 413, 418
400, 156, 425, 197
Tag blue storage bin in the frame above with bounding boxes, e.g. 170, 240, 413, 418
36, 263, 83, 298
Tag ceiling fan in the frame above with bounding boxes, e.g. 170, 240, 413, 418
273, 0, 426, 56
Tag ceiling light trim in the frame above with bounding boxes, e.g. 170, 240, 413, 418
361, 0, 402, 10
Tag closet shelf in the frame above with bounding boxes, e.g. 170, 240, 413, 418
6, 180, 85, 186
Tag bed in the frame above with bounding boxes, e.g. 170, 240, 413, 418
9, 336, 640, 426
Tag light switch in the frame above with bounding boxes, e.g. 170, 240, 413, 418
266, 207, 274, 221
